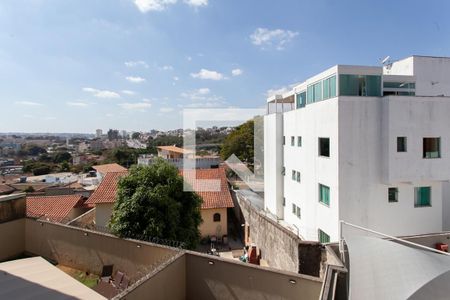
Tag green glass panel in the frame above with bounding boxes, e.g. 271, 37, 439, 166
307, 85, 314, 104
339, 75, 359, 96
296, 92, 306, 108
329, 75, 337, 98
366, 75, 381, 96
323, 78, 330, 99
314, 81, 322, 102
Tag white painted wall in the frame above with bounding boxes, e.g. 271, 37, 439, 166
95, 203, 113, 227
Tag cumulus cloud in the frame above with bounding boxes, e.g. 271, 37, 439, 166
118, 102, 152, 111
67, 101, 89, 107
124, 60, 149, 68
190, 69, 225, 80
184, 0, 208, 7
266, 86, 292, 98
133, 0, 177, 12
231, 68, 243, 76
250, 28, 299, 50
83, 87, 121, 99
14, 101, 43, 106
121, 90, 136, 95
181, 88, 211, 100
126, 76, 146, 83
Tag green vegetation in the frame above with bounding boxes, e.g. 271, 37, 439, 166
109, 159, 203, 249
147, 135, 183, 154
220, 120, 255, 164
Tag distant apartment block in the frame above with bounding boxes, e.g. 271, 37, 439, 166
264, 55, 450, 242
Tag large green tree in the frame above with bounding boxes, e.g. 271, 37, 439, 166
220, 119, 255, 164
109, 159, 202, 249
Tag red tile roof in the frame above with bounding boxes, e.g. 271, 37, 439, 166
180, 168, 234, 209
85, 171, 128, 206
26, 195, 84, 222
92, 163, 127, 174
0, 184, 15, 195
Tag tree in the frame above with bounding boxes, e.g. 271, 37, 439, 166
53, 151, 72, 163
60, 161, 70, 172
24, 186, 35, 193
109, 159, 202, 249
131, 132, 141, 140
33, 165, 51, 176
107, 129, 119, 141
220, 119, 255, 164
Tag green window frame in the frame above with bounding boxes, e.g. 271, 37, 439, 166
292, 203, 296, 214
291, 136, 295, 146
296, 171, 301, 182
388, 187, 398, 203
318, 229, 330, 243
292, 170, 296, 180
339, 74, 381, 96
415, 187, 431, 207
296, 92, 306, 109
319, 184, 330, 206
297, 136, 302, 147
323, 75, 337, 100
423, 137, 441, 159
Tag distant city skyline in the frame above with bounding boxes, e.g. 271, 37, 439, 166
0, 0, 449, 132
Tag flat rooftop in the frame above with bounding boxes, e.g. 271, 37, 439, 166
0, 256, 106, 299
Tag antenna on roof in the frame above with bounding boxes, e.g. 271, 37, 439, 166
380, 55, 391, 65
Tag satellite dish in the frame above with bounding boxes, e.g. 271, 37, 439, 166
381, 56, 391, 65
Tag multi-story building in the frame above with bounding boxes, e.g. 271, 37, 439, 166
264, 55, 450, 243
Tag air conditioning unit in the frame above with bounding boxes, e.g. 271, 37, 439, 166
435, 243, 448, 252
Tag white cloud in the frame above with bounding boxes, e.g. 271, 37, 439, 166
67, 101, 89, 107
83, 87, 121, 99
160, 65, 173, 71
184, 0, 208, 7
173, 76, 179, 81
126, 76, 146, 83
133, 0, 177, 12
231, 68, 243, 76
266, 86, 291, 98
190, 69, 225, 80
181, 88, 211, 100
142, 98, 152, 103
118, 102, 152, 111
14, 101, 43, 106
121, 90, 136, 95
250, 28, 299, 50
160, 107, 174, 113
124, 60, 149, 68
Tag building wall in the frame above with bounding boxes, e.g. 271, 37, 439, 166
95, 203, 113, 227
24, 219, 178, 282
185, 252, 322, 300
124, 254, 186, 300
282, 98, 340, 241
0, 219, 25, 261
200, 208, 227, 238
263, 113, 284, 218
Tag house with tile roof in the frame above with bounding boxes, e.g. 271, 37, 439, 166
180, 167, 234, 238
26, 194, 87, 223
157, 145, 194, 159
84, 171, 128, 227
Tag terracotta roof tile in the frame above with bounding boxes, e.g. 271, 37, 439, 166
26, 195, 84, 222
180, 167, 234, 209
92, 163, 127, 174
0, 184, 15, 195
157, 146, 194, 154
85, 171, 128, 206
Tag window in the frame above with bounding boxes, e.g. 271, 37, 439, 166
297, 136, 302, 147
283, 197, 286, 207
388, 187, 398, 203
292, 203, 296, 214
318, 229, 330, 243
307, 81, 323, 104
296, 206, 301, 219
323, 75, 337, 99
296, 92, 306, 109
291, 136, 295, 146
292, 170, 296, 180
339, 74, 381, 96
296, 171, 301, 182
281, 167, 285, 176
415, 187, 431, 207
283, 136, 285, 145
423, 137, 441, 158
319, 138, 330, 157
213, 213, 221, 222
397, 137, 407, 152
319, 184, 330, 206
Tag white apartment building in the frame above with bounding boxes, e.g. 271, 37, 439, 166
264, 55, 450, 243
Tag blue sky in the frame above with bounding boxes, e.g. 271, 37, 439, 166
0, 0, 449, 133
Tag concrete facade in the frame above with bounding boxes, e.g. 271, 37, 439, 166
264, 56, 450, 242
199, 207, 227, 238
95, 203, 113, 227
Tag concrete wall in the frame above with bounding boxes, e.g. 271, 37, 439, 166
199, 208, 227, 238
0, 194, 26, 223
25, 219, 178, 282
236, 191, 300, 273
0, 219, 25, 261
185, 252, 322, 300
123, 254, 186, 300
95, 203, 113, 227
282, 97, 340, 241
